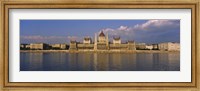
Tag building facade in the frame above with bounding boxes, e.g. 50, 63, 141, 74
20, 44, 29, 50
152, 44, 159, 50
145, 45, 153, 50
83, 37, 92, 44
30, 43, 49, 50
51, 44, 69, 50
69, 31, 136, 51
158, 42, 180, 51
113, 37, 121, 44
136, 43, 146, 50
69, 41, 77, 50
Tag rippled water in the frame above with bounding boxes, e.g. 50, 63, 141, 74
20, 52, 180, 71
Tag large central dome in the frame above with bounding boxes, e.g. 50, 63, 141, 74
99, 31, 105, 37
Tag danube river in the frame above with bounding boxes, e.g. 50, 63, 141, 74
20, 52, 180, 71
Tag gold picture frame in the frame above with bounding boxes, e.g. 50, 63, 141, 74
0, 0, 199, 91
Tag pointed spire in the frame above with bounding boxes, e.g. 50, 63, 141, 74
94, 33, 97, 50
95, 33, 97, 43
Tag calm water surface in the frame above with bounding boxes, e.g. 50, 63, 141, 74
20, 52, 180, 71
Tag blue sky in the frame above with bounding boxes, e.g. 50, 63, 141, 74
20, 20, 180, 44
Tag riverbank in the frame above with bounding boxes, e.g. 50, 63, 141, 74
20, 50, 179, 53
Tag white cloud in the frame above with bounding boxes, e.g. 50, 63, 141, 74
101, 20, 179, 35
100, 20, 180, 43
134, 20, 179, 31
118, 26, 129, 31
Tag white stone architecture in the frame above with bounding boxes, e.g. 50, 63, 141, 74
146, 45, 153, 50
69, 31, 136, 51
30, 43, 49, 50
158, 42, 180, 51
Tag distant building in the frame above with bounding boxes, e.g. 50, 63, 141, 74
83, 37, 92, 44
127, 41, 136, 50
152, 44, 159, 50
77, 43, 94, 50
69, 31, 136, 51
113, 36, 121, 44
26, 44, 30, 49
145, 45, 153, 50
76, 37, 93, 50
30, 43, 49, 50
110, 36, 125, 50
69, 40, 77, 50
109, 43, 128, 50
158, 42, 180, 51
20, 36, 179, 51
51, 44, 69, 50
95, 31, 109, 50
20, 44, 29, 50
136, 43, 146, 50
51, 44, 61, 49
60, 44, 69, 49
98, 31, 107, 43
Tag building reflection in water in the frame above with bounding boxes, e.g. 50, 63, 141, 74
20, 52, 43, 71
136, 53, 153, 71
43, 53, 69, 71
77, 53, 93, 71
68, 53, 78, 71
121, 54, 137, 71
96, 53, 110, 71
168, 53, 180, 70
109, 53, 122, 71
93, 53, 98, 71
20, 52, 180, 71
153, 53, 169, 71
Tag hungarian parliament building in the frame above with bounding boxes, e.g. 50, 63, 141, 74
69, 31, 136, 51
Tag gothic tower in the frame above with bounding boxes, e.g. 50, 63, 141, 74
94, 33, 97, 50
106, 33, 109, 49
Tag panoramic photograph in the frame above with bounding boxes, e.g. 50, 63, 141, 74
20, 20, 180, 71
